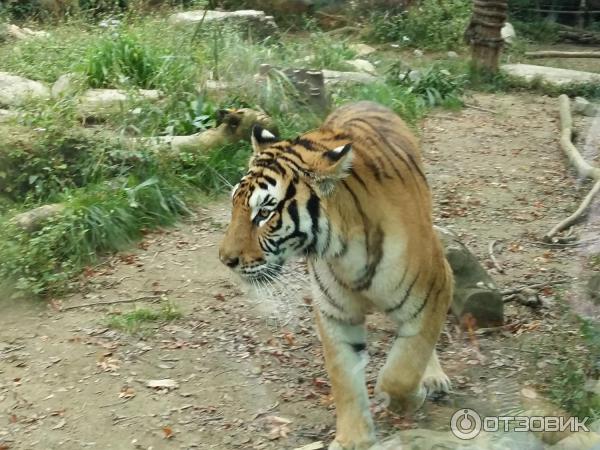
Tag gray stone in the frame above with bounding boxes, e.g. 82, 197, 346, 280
502, 64, 600, 87
0, 72, 50, 108
587, 273, 600, 304
372, 429, 545, 450
349, 43, 376, 57
11, 204, 66, 232
447, 51, 459, 59
77, 89, 161, 121
322, 69, 379, 85
346, 59, 377, 75
413, 49, 424, 57
436, 226, 504, 328
0, 109, 18, 123
408, 70, 422, 82
5, 24, 49, 41
168, 10, 278, 39
573, 97, 599, 117
51, 73, 77, 98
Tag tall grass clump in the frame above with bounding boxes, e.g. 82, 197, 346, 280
368, 0, 471, 51
82, 32, 163, 88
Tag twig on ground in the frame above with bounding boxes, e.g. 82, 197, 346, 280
501, 279, 570, 296
465, 103, 497, 114
61, 296, 162, 311
544, 180, 600, 241
488, 240, 505, 273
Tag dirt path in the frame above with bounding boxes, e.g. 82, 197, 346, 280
1, 93, 598, 450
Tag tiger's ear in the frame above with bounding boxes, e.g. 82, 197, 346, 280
309, 143, 353, 195
251, 125, 278, 153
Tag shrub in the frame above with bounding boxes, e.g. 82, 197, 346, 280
396, 63, 467, 108
368, 0, 472, 51
82, 32, 162, 88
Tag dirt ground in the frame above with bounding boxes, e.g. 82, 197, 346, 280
1, 92, 599, 450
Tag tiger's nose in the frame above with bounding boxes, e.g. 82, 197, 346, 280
220, 255, 240, 268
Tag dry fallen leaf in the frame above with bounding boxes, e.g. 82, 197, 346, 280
51, 419, 66, 430
0, 444, 10, 450
119, 386, 136, 399
162, 426, 174, 439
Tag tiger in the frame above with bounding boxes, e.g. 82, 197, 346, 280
219, 101, 453, 450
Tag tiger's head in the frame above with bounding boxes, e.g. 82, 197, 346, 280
218, 125, 353, 284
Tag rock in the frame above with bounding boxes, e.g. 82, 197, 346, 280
346, 59, 377, 75
573, 97, 600, 117
321, 69, 379, 85
587, 273, 600, 304
436, 226, 504, 328
5, 24, 49, 41
551, 432, 600, 450
51, 73, 77, 98
77, 89, 161, 121
372, 429, 542, 449
0, 109, 18, 123
502, 64, 600, 87
413, 49, 424, 57
408, 70, 422, 82
349, 43, 376, 57
11, 204, 66, 232
168, 10, 278, 39
0, 72, 50, 108
501, 22, 516, 44
447, 51, 459, 59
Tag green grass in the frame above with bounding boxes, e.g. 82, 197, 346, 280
366, 0, 471, 51
106, 301, 182, 334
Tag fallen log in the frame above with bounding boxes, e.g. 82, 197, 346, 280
526, 51, 600, 59
544, 95, 600, 241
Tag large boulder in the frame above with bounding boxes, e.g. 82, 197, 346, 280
5, 24, 49, 40
0, 73, 50, 108
436, 226, 504, 328
502, 64, 600, 87
321, 69, 379, 85
11, 204, 66, 232
168, 10, 278, 39
77, 88, 161, 121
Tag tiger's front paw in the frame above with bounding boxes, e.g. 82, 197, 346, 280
328, 436, 376, 450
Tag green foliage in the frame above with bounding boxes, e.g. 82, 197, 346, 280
548, 359, 600, 420
395, 63, 467, 108
368, 0, 471, 51
0, 23, 97, 82
332, 83, 427, 126
512, 20, 560, 44
106, 301, 182, 334
82, 32, 162, 89
1, 127, 117, 202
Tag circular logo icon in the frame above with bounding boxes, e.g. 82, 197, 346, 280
450, 408, 482, 440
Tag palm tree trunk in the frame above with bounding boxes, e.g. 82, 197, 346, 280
465, 0, 508, 73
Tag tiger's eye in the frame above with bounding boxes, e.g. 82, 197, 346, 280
257, 208, 270, 220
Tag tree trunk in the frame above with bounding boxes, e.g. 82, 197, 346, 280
465, 0, 508, 73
